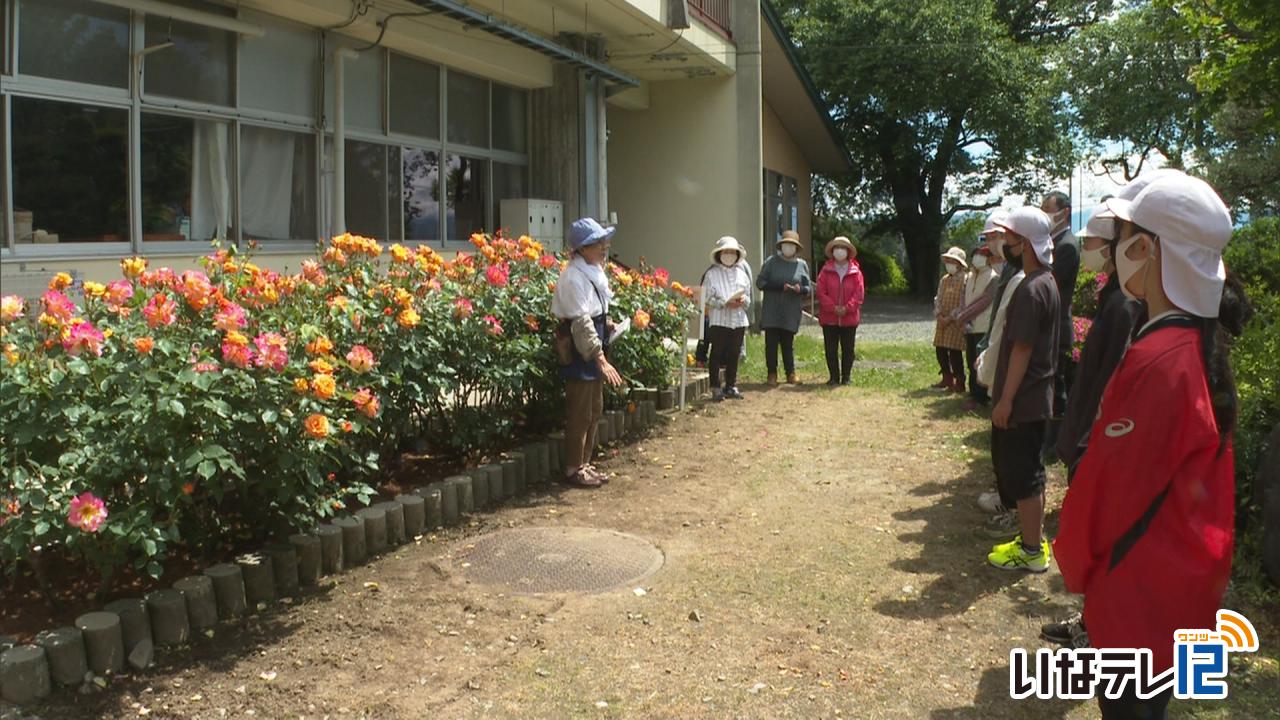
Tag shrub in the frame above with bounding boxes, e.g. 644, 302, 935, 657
856, 245, 910, 294
1224, 218, 1280, 541
0, 234, 693, 589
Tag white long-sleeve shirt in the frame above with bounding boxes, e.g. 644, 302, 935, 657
703, 262, 752, 329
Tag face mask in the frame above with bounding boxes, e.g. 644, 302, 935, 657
973, 255, 988, 269
780, 244, 797, 259
945, 264, 960, 275
1114, 234, 1152, 300
720, 253, 738, 267
1081, 243, 1110, 273
833, 248, 849, 262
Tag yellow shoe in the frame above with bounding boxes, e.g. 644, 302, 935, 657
988, 535, 1050, 573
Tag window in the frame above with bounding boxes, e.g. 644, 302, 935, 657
11, 97, 128, 243
389, 53, 439, 140
764, 169, 798, 250
239, 11, 316, 118
446, 153, 486, 240
144, 3, 235, 106
402, 147, 439, 241
240, 126, 316, 242
344, 139, 400, 241
491, 84, 526, 153
447, 71, 488, 148
17, 0, 129, 88
492, 162, 526, 231
141, 113, 232, 243
342, 49, 383, 132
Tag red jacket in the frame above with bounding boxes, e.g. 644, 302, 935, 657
1054, 322, 1234, 673
816, 261, 865, 327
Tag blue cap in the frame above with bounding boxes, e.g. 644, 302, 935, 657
567, 217, 616, 250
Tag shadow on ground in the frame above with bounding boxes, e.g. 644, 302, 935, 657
930, 665, 1087, 719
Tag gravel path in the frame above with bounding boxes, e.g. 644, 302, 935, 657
800, 295, 936, 343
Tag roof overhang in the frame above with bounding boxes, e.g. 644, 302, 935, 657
760, 1, 852, 174
405, 0, 639, 87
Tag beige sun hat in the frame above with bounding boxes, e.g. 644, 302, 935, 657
941, 246, 968, 269
710, 235, 747, 264
777, 229, 802, 250
824, 236, 857, 258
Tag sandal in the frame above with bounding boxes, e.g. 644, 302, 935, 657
562, 469, 602, 488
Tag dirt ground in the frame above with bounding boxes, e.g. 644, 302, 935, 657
29, 370, 1280, 719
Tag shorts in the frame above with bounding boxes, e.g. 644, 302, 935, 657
991, 420, 1047, 503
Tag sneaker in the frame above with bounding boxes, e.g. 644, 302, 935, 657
1041, 612, 1089, 648
977, 491, 1007, 515
724, 387, 745, 400
988, 535, 1050, 574
980, 510, 1020, 539
712, 389, 725, 402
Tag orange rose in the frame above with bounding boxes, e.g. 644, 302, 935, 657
133, 337, 155, 354
304, 414, 330, 439
311, 374, 337, 400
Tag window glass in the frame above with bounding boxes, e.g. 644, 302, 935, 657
343, 49, 383, 132
492, 162, 526, 232
18, 0, 129, 88
491, 84, 526, 153
446, 153, 487, 240
141, 114, 232, 242
389, 53, 439, 140
11, 97, 128, 243
402, 147, 439, 241
447, 71, 488, 148
144, 2, 235, 106
345, 139, 401, 241
239, 11, 316, 117
240, 126, 316, 241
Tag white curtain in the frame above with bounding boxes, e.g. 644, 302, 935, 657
240, 126, 296, 239
191, 121, 230, 241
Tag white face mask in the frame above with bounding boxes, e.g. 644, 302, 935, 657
1115, 234, 1151, 300
946, 264, 960, 275
1081, 243, 1111, 273
832, 248, 849, 262
973, 255, 988, 269
719, 252, 738, 267
780, 244, 797, 259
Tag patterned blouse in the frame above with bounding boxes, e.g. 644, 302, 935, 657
933, 271, 967, 350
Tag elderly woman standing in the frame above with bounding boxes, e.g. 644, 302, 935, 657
704, 236, 753, 400
816, 236, 865, 385
932, 246, 969, 392
757, 230, 812, 385
552, 218, 624, 488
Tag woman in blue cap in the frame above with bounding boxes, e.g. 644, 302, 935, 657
552, 218, 624, 488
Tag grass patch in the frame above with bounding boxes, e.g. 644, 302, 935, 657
735, 333, 938, 391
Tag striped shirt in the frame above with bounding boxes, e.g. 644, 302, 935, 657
703, 262, 753, 329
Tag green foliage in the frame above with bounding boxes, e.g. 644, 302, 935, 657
857, 246, 911, 295
1225, 219, 1280, 543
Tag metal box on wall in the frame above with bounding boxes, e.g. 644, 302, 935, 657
500, 198, 564, 251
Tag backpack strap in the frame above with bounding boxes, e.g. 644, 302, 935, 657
1108, 484, 1172, 572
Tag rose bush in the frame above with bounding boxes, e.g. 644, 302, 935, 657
0, 233, 692, 590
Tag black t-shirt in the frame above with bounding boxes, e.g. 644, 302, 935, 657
1050, 230, 1080, 352
992, 269, 1061, 423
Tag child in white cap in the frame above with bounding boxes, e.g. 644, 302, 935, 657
986, 206, 1059, 573
1054, 174, 1242, 719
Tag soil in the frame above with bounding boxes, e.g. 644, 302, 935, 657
19, 380, 1280, 719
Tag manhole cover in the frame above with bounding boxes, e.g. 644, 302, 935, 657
454, 526, 664, 594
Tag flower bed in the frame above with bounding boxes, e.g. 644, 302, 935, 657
0, 234, 694, 590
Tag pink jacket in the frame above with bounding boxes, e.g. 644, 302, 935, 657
816, 261, 865, 327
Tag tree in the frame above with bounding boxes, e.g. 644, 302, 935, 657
1061, 3, 1211, 180
776, 0, 1100, 295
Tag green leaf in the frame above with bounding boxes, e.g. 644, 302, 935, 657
34, 520, 50, 536
143, 538, 157, 556
169, 399, 186, 417
261, 409, 279, 424
197, 459, 217, 480
146, 561, 163, 579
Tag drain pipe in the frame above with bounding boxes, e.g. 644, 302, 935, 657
332, 47, 358, 236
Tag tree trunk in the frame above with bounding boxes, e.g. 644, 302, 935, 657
903, 222, 946, 298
